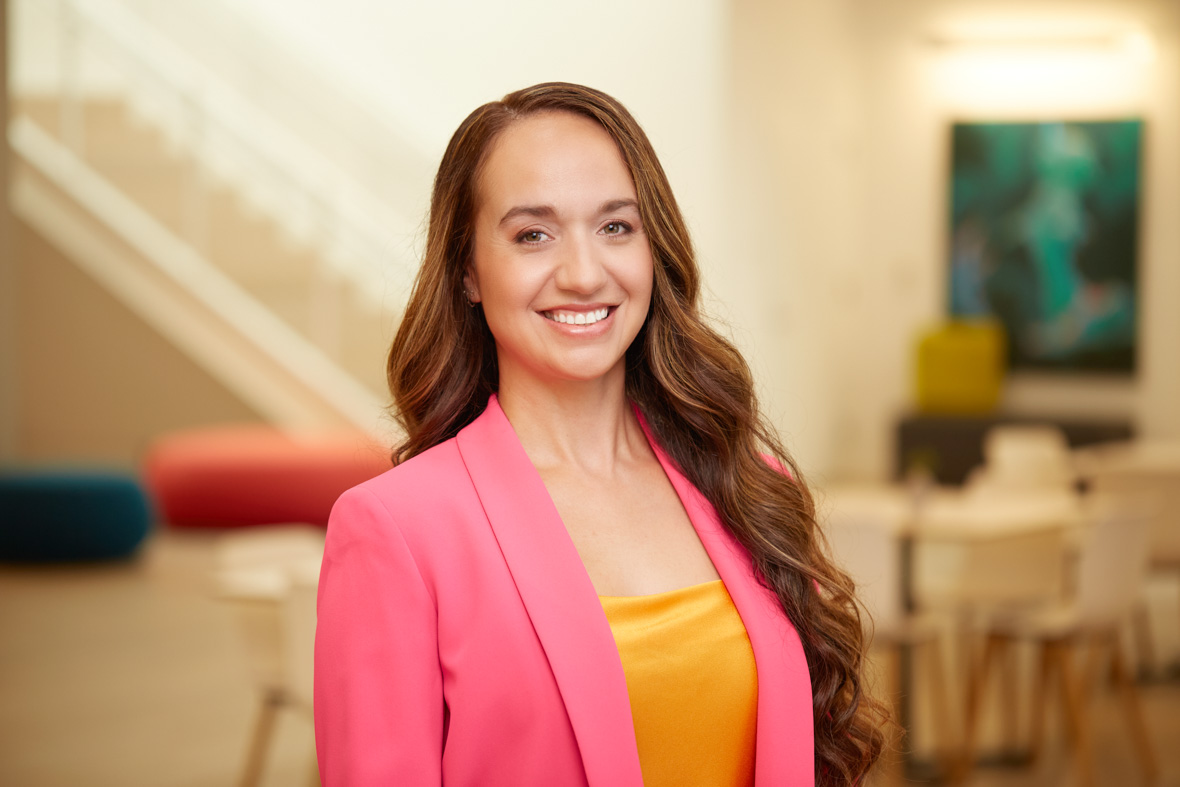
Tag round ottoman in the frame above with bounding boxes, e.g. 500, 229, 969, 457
143, 425, 392, 528
0, 470, 152, 562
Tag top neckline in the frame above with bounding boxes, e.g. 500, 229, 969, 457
598, 578, 724, 602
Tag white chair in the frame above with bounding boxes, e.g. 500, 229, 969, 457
913, 486, 1083, 767
215, 526, 324, 787
968, 425, 1075, 494
1080, 441, 1180, 675
915, 489, 1079, 609
822, 488, 955, 774
954, 495, 1158, 786
824, 492, 910, 638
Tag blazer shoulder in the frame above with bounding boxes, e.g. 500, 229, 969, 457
349, 436, 467, 500
328, 435, 476, 545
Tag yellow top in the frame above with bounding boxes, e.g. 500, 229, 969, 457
600, 580, 758, 787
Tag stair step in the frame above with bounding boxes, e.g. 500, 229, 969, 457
14, 93, 394, 400
18, 97, 181, 167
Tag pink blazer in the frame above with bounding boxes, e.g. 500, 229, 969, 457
314, 395, 814, 786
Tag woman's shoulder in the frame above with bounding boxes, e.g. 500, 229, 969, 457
359, 435, 466, 495
324, 432, 492, 582
334, 434, 469, 523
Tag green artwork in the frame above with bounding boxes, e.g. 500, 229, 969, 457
949, 120, 1141, 373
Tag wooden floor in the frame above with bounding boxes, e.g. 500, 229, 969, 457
1, 529, 1177, 787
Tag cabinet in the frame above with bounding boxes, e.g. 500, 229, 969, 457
895, 414, 1133, 485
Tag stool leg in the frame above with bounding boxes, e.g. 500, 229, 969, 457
879, 644, 905, 786
1027, 640, 1053, 766
998, 642, 1021, 752
953, 632, 1005, 785
1053, 640, 1093, 787
1132, 603, 1156, 679
1109, 632, 1158, 783
239, 688, 284, 787
922, 636, 955, 776
1082, 635, 1105, 694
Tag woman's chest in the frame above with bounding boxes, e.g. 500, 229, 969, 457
540, 463, 720, 596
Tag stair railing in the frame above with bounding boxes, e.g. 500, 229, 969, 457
31, 0, 421, 353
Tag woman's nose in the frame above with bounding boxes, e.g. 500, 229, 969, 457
554, 236, 607, 293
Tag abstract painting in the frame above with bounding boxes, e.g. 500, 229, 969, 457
948, 120, 1141, 373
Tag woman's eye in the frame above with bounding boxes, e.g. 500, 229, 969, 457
519, 230, 548, 244
602, 222, 629, 236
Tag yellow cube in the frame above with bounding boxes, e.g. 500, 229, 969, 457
915, 320, 1005, 414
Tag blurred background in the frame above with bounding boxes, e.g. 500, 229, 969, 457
1, 0, 1178, 785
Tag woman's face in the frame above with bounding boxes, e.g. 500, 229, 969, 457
466, 111, 653, 393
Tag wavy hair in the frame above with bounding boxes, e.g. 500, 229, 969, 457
388, 82, 887, 785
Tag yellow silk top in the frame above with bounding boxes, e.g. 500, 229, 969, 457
600, 579, 758, 787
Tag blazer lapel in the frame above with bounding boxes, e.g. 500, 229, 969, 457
456, 396, 644, 787
638, 412, 816, 786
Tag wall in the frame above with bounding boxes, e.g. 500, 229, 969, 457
12, 219, 262, 468
10, 0, 735, 452
10, 0, 1176, 478
1, 0, 16, 461
855, 0, 1180, 478
125, 0, 730, 312
730, 0, 1180, 481
725, 0, 867, 480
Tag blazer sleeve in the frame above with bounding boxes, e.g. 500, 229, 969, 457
314, 484, 444, 786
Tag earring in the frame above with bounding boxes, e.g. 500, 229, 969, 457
464, 289, 478, 306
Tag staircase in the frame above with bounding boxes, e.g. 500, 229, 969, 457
10, 95, 396, 434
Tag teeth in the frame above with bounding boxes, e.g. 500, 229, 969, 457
544, 307, 610, 325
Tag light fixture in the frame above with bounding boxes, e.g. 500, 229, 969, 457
925, 25, 1155, 62
925, 22, 1154, 113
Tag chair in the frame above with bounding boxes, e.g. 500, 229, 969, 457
215, 526, 324, 787
947, 424, 1079, 619
968, 424, 1075, 494
954, 495, 1157, 786
1079, 441, 1180, 676
822, 488, 955, 774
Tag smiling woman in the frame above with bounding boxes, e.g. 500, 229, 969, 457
314, 83, 887, 787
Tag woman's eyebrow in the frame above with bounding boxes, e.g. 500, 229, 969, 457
497, 198, 639, 228
498, 205, 555, 227
599, 198, 639, 214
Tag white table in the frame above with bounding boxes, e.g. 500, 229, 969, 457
820, 484, 1082, 608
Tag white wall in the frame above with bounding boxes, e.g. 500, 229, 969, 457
12, 0, 728, 308
856, 0, 1180, 477
209, 0, 730, 302
725, 0, 868, 480
730, 0, 1180, 481
14, 0, 1177, 480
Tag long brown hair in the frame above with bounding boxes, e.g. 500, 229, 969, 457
388, 82, 886, 784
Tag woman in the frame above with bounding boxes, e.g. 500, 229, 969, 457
315, 82, 885, 786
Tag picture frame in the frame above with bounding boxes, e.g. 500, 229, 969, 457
947, 119, 1142, 374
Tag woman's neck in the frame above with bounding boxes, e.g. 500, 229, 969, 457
496, 371, 645, 477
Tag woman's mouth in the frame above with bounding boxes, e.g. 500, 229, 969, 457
541, 307, 612, 326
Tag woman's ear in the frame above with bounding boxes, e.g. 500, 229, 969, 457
462, 269, 481, 304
